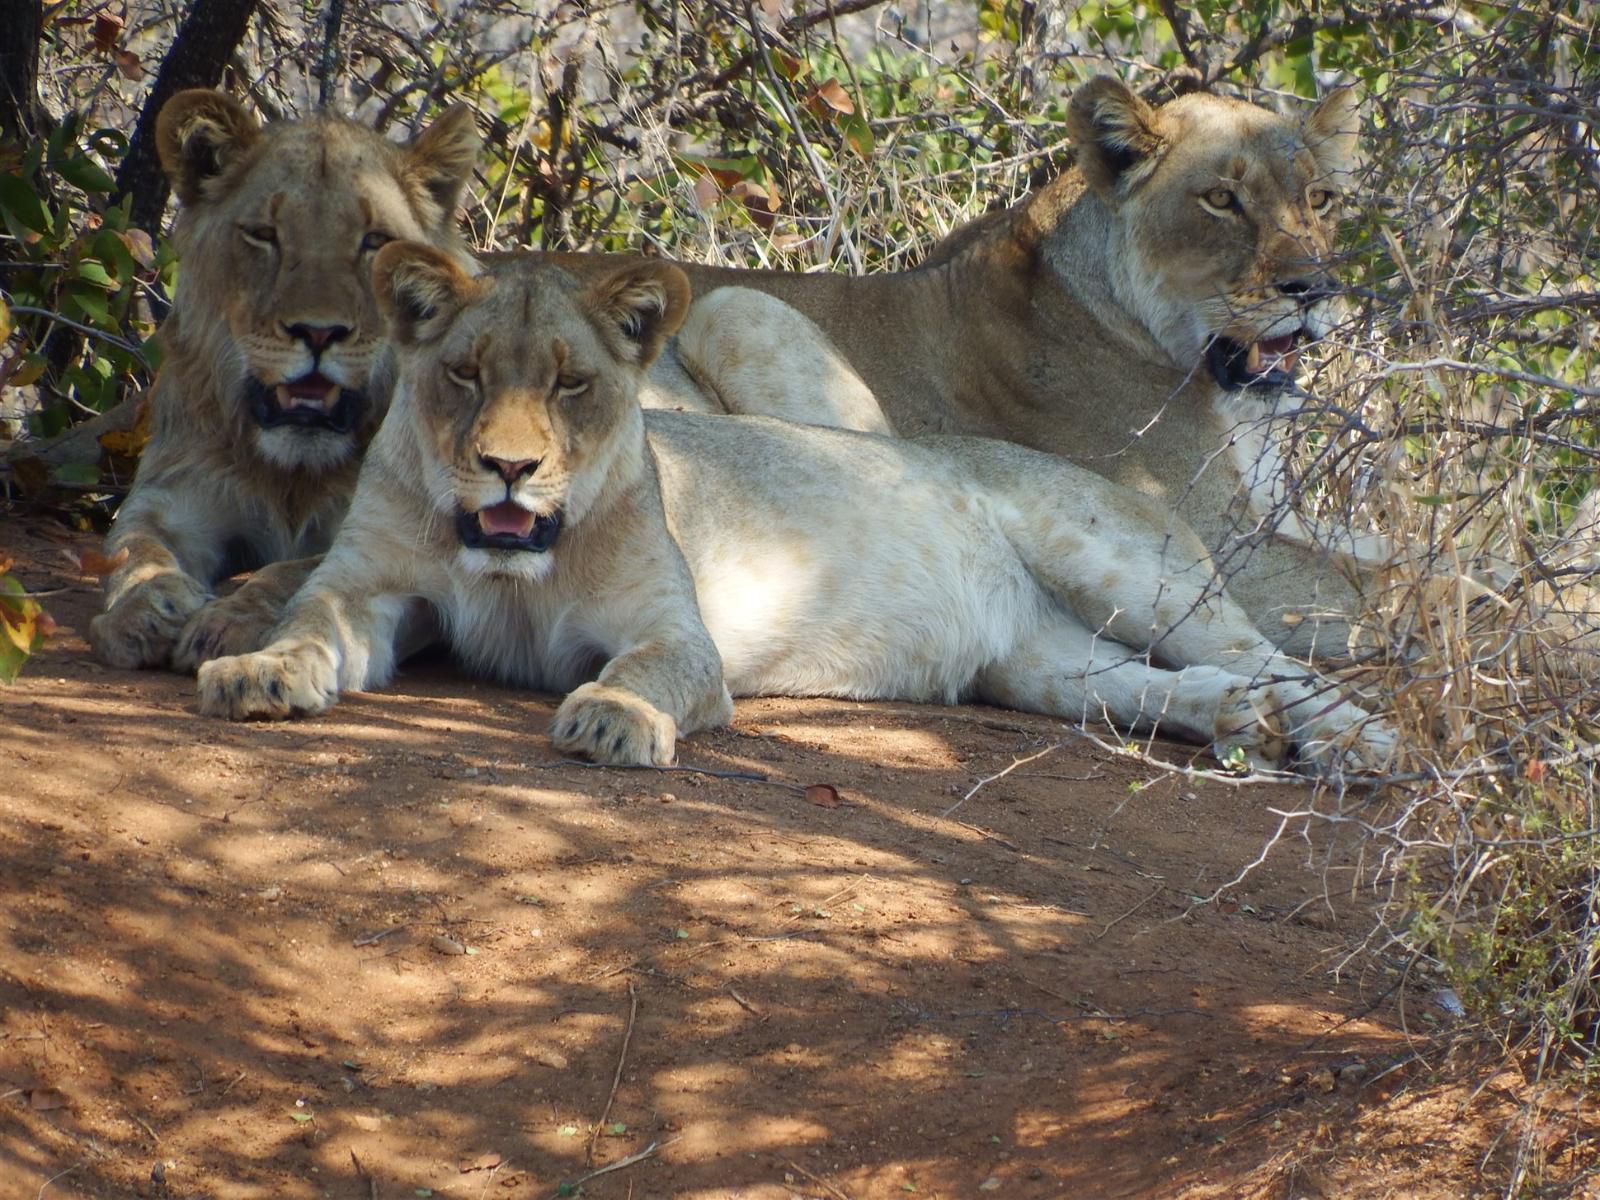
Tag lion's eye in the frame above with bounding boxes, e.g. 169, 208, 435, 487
1200, 187, 1237, 213
556, 374, 588, 397
446, 364, 478, 387
240, 224, 278, 247
1308, 187, 1336, 212
361, 230, 393, 253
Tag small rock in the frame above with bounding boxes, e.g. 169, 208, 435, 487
533, 1049, 568, 1070
430, 934, 467, 956
352, 1113, 382, 1132
260, 885, 282, 901
1308, 1068, 1336, 1094
979, 1177, 1002, 1191
659, 792, 675, 803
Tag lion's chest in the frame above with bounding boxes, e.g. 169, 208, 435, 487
440, 577, 613, 693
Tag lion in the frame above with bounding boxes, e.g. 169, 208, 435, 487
195, 246, 1394, 776
541, 77, 1376, 661
88, 89, 480, 671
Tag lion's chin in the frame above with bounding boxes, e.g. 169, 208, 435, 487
255, 425, 360, 473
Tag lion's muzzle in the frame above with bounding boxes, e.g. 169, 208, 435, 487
456, 503, 564, 553
246, 374, 365, 435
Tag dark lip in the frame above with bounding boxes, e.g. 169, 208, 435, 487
455, 508, 564, 554
245, 377, 364, 434
1204, 333, 1302, 392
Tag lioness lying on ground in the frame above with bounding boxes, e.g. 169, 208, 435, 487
196, 246, 1394, 775
546, 77, 1375, 661
89, 90, 479, 671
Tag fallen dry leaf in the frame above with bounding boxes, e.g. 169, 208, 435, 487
28, 1087, 67, 1111
690, 173, 720, 212
91, 12, 123, 53
804, 784, 841, 808
64, 546, 128, 577
459, 1152, 502, 1172
804, 79, 854, 116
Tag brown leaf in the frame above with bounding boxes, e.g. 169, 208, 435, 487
771, 49, 808, 80
28, 1087, 67, 1111
459, 1152, 502, 1172
91, 12, 123, 53
119, 229, 155, 267
804, 784, 841, 808
64, 546, 128, 578
803, 79, 854, 117
112, 50, 144, 82
690, 174, 721, 212
729, 180, 781, 229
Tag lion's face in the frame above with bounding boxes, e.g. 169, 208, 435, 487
373, 246, 689, 582
156, 91, 479, 472
1066, 79, 1360, 392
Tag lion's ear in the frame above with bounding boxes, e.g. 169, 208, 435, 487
1304, 87, 1362, 183
156, 90, 261, 206
373, 242, 477, 345
404, 105, 481, 227
1066, 76, 1165, 198
583, 262, 690, 367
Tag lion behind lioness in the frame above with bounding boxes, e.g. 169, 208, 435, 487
89, 90, 479, 671
197, 247, 1393, 776
546, 78, 1375, 660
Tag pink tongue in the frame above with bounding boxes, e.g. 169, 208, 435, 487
478, 502, 537, 537
1258, 335, 1296, 356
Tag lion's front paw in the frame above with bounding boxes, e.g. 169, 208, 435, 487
1213, 682, 1292, 772
197, 644, 338, 721
549, 682, 676, 766
171, 585, 289, 674
90, 572, 212, 670
1292, 707, 1400, 777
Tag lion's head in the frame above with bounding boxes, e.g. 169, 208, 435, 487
1063, 77, 1360, 392
372, 243, 689, 581
156, 90, 480, 472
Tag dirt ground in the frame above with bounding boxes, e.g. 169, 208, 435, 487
1, 516, 1591, 1200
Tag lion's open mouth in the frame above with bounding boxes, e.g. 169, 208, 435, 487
247, 373, 363, 435
1205, 332, 1304, 392
456, 502, 564, 553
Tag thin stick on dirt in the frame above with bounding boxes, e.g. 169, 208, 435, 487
533, 759, 770, 783
783, 1158, 854, 1200
37, 1165, 81, 1200
349, 1148, 377, 1200
942, 743, 1060, 817
586, 980, 638, 1166
1093, 885, 1164, 942
555, 1138, 670, 1196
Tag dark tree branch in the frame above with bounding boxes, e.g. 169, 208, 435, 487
112, 0, 262, 233
0, 0, 45, 145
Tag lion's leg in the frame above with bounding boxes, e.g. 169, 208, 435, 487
170, 555, 323, 673
549, 629, 733, 769
674, 286, 894, 435
196, 550, 420, 721
976, 467, 1394, 772
973, 613, 1299, 768
90, 483, 242, 669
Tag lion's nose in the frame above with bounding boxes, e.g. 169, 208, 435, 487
1278, 277, 1338, 305
479, 453, 540, 483
283, 322, 353, 350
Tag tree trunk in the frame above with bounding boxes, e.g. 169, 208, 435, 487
113, 0, 261, 234
0, 0, 44, 146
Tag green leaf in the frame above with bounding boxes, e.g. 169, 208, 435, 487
57, 154, 117, 195
606, 1121, 627, 1135
289, 1110, 314, 1123
76, 259, 115, 288
66, 288, 112, 326
52, 461, 102, 486
0, 173, 51, 234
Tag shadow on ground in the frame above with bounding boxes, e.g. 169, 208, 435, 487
0, 516, 1536, 1200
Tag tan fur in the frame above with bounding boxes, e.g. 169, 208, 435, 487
90, 90, 479, 671
198, 250, 1394, 776
537, 79, 1374, 660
